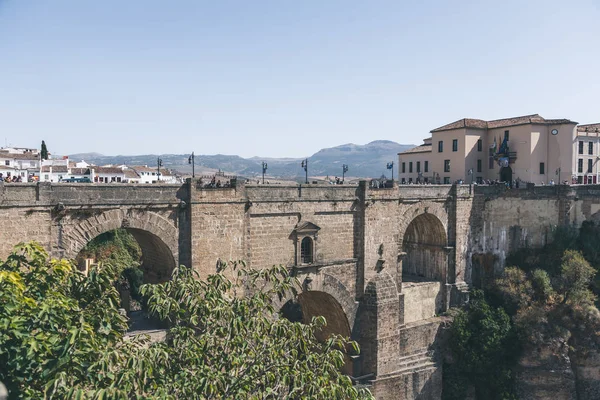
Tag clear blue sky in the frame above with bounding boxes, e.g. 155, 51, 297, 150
1, 0, 599, 158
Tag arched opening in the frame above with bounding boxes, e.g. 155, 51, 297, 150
402, 213, 447, 281
401, 213, 447, 323
300, 237, 313, 264
76, 228, 176, 285
280, 291, 353, 375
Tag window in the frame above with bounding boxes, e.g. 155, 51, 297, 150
444, 160, 450, 173
489, 157, 494, 170
424, 161, 429, 173
504, 130, 509, 141
477, 159, 482, 173
300, 237, 313, 264
588, 159, 593, 173
578, 159, 583, 173
416, 161, 421, 173
4, 160, 9, 166
477, 139, 482, 152
409, 162, 413, 173
579, 141, 584, 155
539, 162, 545, 174
452, 139, 458, 152
438, 141, 443, 152
589, 142, 594, 155
402, 162, 406, 173
443, 177, 450, 184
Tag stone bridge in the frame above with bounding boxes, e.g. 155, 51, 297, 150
1, 180, 599, 399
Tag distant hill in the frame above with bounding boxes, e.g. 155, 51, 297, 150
69, 140, 415, 179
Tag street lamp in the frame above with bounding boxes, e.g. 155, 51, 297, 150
157, 157, 163, 182
468, 168, 474, 184
262, 161, 268, 184
342, 164, 348, 183
386, 162, 394, 181
301, 159, 308, 184
188, 152, 195, 178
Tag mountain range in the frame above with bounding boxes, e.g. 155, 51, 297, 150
69, 140, 415, 180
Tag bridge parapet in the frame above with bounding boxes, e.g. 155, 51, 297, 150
0, 182, 186, 207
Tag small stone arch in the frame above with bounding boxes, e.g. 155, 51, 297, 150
276, 271, 358, 331
60, 208, 179, 283
278, 272, 357, 376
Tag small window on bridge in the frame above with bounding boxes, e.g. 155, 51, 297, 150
300, 237, 313, 264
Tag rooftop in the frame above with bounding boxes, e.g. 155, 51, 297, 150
431, 114, 577, 133
399, 144, 432, 155
577, 123, 600, 133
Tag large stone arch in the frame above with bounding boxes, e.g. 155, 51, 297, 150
398, 202, 449, 281
60, 208, 179, 283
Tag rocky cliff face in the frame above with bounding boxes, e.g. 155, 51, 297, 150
571, 348, 600, 399
516, 339, 600, 400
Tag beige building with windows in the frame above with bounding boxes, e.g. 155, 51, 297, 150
398, 114, 587, 185
574, 124, 600, 184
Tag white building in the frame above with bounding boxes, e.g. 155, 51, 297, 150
131, 166, 160, 184
40, 165, 69, 182
93, 166, 127, 183
574, 123, 600, 184
0, 150, 41, 181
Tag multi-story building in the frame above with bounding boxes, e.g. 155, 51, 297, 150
574, 124, 600, 184
399, 114, 584, 185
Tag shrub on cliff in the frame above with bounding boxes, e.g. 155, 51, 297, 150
0, 242, 371, 399
443, 290, 518, 400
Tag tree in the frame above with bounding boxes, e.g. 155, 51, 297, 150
40, 140, 48, 160
444, 291, 518, 400
0, 242, 371, 399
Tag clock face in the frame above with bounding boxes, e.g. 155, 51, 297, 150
551, 129, 559, 135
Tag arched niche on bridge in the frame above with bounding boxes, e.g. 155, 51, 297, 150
278, 273, 357, 376
401, 212, 448, 281
61, 209, 179, 284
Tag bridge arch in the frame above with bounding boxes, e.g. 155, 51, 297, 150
278, 272, 357, 375
398, 202, 449, 281
60, 209, 178, 283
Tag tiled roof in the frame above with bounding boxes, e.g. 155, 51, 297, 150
0, 151, 39, 160
124, 169, 140, 179
578, 123, 600, 132
69, 168, 90, 175
431, 114, 577, 132
95, 166, 124, 174
41, 165, 68, 173
431, 118, 487, 132
399, 144, 432, 155
131, 166, 155, 173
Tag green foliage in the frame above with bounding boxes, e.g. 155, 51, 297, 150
0, 242, 371, 399
443, 291, 518, 400
0, 242, 128, 398
77, 229, 142, 274
558, 250, 596, 305
121, 266, 144, 301
40, 140, 48, 160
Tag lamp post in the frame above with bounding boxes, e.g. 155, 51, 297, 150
157, 157, 163, 182
301, 159, 308, 184
342, 164, 348, 183
262, 161, 268, 184
386, 162, 394, 181
188, 152, 195, 178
